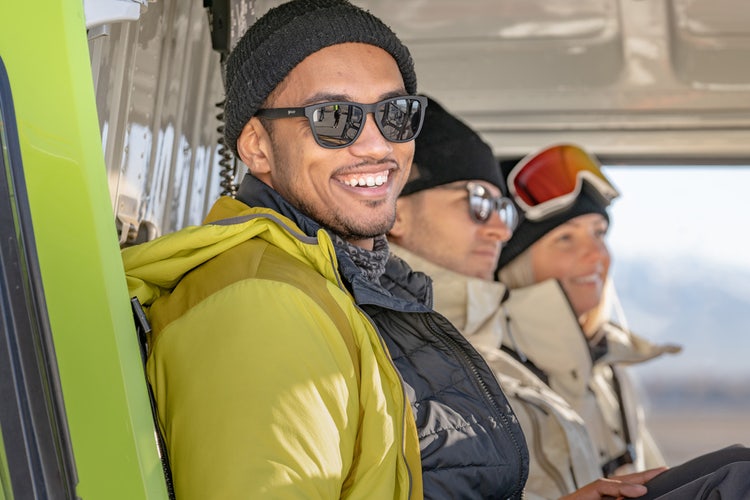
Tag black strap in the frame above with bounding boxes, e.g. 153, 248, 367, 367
500, 345, 550, 386
601, 367, 636, 476
131, 297, 176, 499
601, 443, 636, 476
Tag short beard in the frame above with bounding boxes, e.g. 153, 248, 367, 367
266, 132, 397, 242
296, 195, 396, 242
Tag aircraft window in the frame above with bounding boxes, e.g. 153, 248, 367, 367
604, 165, 750, 465
0, 56, 77, 497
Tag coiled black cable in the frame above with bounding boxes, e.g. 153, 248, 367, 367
216, 99, 239, 197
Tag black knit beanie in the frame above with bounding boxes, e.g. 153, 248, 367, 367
223, 0, 417, 156
496, 163, 610, 270
400, 95, 506, 196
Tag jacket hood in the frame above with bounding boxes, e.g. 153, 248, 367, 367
597, 321, 682, 364
122, 196, 341, 307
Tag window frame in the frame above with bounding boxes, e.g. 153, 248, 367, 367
0, 55, 78, 498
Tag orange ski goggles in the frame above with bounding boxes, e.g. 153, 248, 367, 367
507, 143, 620, 221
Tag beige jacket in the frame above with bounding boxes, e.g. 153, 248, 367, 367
390, 245, 679, 499
500, 280, 680, 475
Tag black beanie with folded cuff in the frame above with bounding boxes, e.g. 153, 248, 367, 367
223, 0, 417, 156
400, 96, 506, 196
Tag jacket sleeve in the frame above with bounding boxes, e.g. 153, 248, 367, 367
147, 279, 361, 499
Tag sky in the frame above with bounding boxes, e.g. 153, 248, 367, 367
602, 166, 750, 272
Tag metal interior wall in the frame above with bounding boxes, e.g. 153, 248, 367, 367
88, 0, 227, 242
354, 0, 750, 163
87, 0, 750, 239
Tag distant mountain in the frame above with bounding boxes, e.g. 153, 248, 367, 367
611, 255, 750, 384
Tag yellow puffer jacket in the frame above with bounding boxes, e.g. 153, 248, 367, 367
123, 196, 422, 500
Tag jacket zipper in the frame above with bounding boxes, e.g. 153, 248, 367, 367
423, 313, 527, 499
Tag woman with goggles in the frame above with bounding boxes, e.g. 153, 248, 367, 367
496, 143, 683, 495
495, 144, 750, 500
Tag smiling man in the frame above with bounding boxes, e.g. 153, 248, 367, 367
240, 42, 414, 247
123, 1, 428, 497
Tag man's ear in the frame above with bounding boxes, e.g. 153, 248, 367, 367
388, 198, 409, 241
236, 117, 273, 180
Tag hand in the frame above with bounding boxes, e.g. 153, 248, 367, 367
559, 467, 668, 500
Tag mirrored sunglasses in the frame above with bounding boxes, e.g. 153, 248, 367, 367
507, 143, 620, 221
464, 182, 519, 231
255, 95, 428, 149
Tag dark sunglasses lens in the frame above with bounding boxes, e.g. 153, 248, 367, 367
310, 103, 364, 147
376, 98, 424, 142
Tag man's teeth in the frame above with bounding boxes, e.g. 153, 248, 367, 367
343, 172, 388, 187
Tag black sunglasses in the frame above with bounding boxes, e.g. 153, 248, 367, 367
255, 95, 428, 149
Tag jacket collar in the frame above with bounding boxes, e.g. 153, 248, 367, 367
379, 252, 433, 311
235, 175, 431, 313
236, 174, 323, 238
388, 244, 508, 345
502, 279, 681, 396
502, 279, 594, 396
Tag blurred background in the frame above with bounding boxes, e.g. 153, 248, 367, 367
605, 166, 750, 465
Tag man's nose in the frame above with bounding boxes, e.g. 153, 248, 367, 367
481, 212, 513, 243
347, 112, 394, 157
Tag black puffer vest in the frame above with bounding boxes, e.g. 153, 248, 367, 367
367, 255, 529, 499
